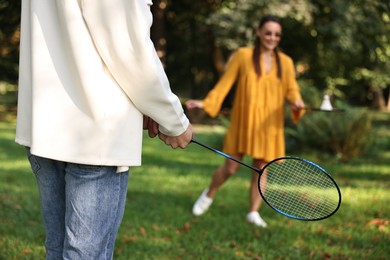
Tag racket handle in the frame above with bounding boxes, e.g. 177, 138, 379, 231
301, 107, 345, 112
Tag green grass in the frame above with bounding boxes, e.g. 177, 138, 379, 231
0, 116, 389, 259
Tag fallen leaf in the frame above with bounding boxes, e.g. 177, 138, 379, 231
182, 222, 190, 233
230, 241, 237, 248
123, 234, 137, 243
368, 218, 389, 229
20, 248, 30, 255
140, 227, 146, 236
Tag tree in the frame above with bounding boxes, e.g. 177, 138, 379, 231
0, 0, 21, 83
308, 0, 390, 110
1, 0, 389, 111
162, 0, 229, 99
187, 0, 390, 110
151, 0, 168, 67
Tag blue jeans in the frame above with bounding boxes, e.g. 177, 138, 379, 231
26, 149, 129, 260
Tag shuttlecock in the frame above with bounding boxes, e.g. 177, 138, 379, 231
320, 95, 333, 111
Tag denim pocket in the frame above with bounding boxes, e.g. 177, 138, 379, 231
25, 147, 41, 174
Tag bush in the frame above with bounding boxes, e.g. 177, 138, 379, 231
286, 108, 374, 161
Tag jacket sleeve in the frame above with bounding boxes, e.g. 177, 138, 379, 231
79, 0, 188, 136
202, 50, 242, 117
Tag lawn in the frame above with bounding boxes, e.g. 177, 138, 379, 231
0, 114, 389, 259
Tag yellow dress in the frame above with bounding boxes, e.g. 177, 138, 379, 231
202, 47, 303, 161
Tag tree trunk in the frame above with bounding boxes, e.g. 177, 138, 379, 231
370, 86, 387, 111
211, 42, 226, 77
386, 88, 390, 112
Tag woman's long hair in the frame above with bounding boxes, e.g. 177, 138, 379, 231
252, 15, 282, 79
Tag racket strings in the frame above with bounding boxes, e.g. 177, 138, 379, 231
259, 159, 340, 220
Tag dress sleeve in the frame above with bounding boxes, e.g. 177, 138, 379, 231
282, 55, 305, 123
79, 0, 189, 136
283, 57, 302, 103
202, 50, 242, 118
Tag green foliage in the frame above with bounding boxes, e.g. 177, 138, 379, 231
307, 0, 390, 105
196, 0, 390, 107
0, 0, 21, 82
207, 0, 314, 51
163, 0, 231, 97
1, 0, 390, 109
0, 81, 17, 116
297, 79, 324, 106
287, 108, 374, 161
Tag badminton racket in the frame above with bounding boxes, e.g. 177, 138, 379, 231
191, 139, 341, 221
301, 107, 345, 112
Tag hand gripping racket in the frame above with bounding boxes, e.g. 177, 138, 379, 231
191, 139, 341, 221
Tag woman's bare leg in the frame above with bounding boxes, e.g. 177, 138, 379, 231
192, 155, 243, 216
206, 155, 242, 199
249, 159, 267, 212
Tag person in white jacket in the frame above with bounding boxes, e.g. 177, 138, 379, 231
15, 0, 193, 259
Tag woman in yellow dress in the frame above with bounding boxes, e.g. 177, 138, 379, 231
186, 15, 305, 227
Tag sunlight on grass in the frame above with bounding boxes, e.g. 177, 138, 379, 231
340, 164, 390, 175
0, 160, 29, 170
1, 119, 389, 259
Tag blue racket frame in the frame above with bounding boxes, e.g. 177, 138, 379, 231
191, 139, 342, 221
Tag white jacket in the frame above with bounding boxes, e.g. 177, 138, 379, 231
16, 0, 189, 166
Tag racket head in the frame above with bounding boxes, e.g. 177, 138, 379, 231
258, 157, 341, 221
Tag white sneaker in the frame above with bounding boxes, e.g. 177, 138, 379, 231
246, 211, 267, 228
192, 189, 213, 216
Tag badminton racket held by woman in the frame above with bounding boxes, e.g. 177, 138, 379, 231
299, 107, 346, 112
299, 95, 346, 112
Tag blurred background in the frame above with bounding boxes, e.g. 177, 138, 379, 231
1, 0, 389, 160
1, 0, 390, 108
